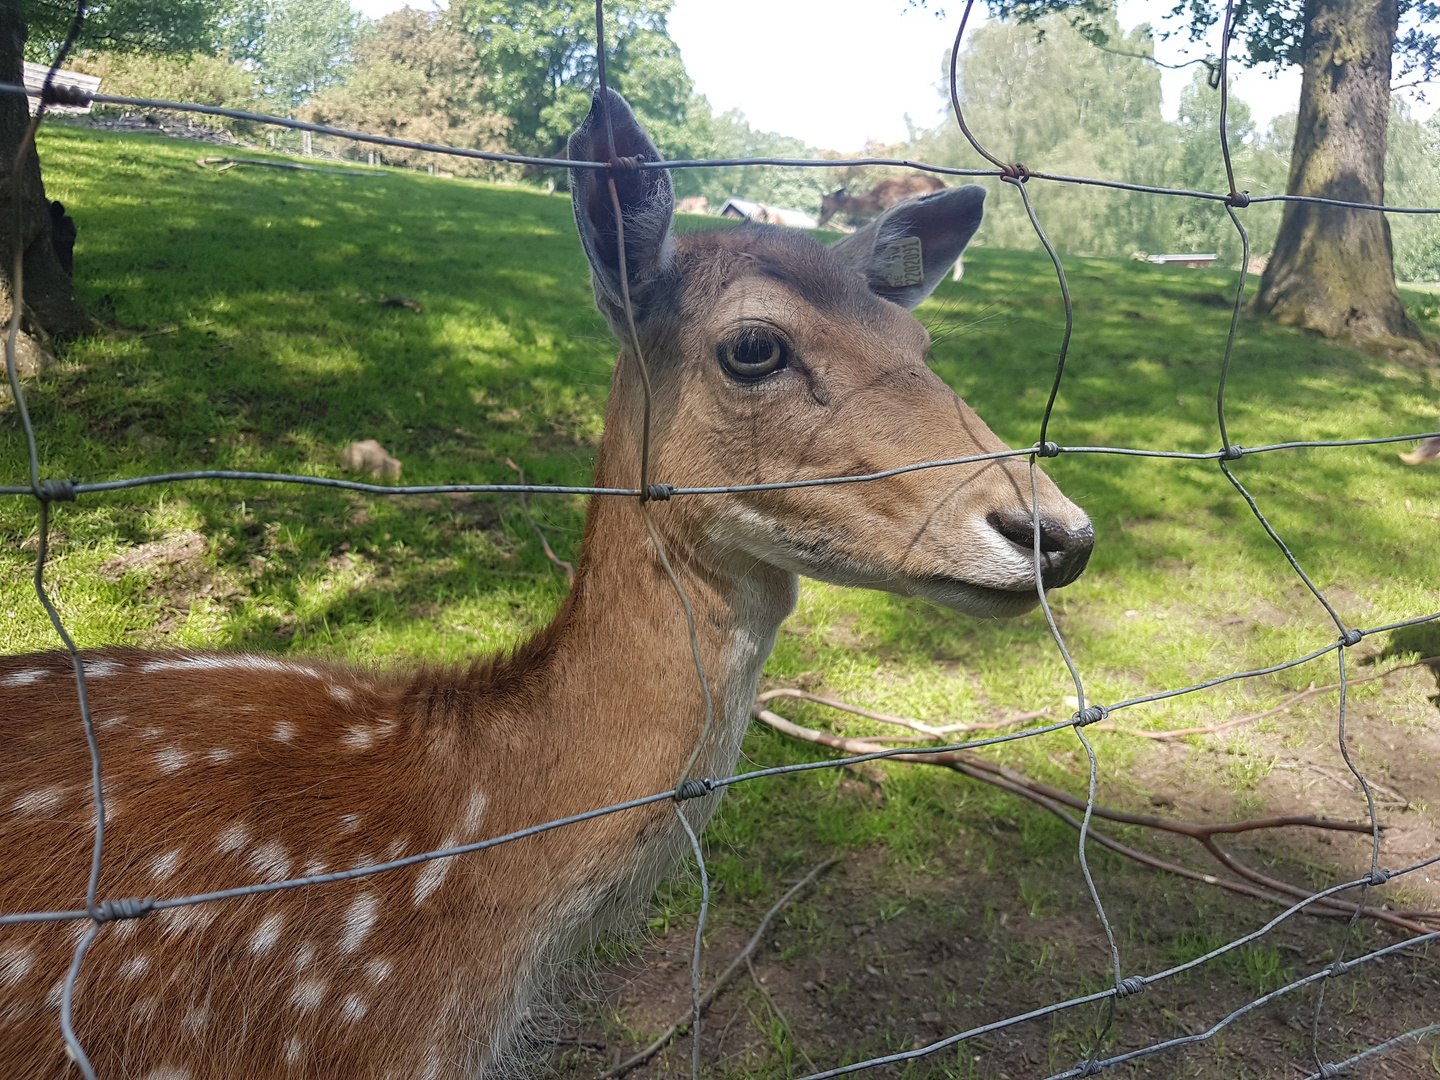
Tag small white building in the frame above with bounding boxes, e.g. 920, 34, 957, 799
719, 197, 818, 230
22, 63, 100, 116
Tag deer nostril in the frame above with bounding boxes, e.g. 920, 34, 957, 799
986, 510, 1094, 588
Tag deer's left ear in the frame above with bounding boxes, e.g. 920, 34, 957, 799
568, 89, 674, 323
832, 184, 985, 310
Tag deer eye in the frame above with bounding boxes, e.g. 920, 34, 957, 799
717, 330, 788, 381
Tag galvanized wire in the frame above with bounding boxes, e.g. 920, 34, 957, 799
3, 0, 1440, 1076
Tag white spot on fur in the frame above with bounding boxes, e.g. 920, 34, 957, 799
83, 660, 120, 678
132, 997, 158, 1020
155, 747, 189, 774
273, 721, 296, 743
300, 860, 328, 878
463, 790, 487, 835
2, 669, 48, 686
341, 726, 374, 750
352, 853, 376, 870
289, 977, 327, 1011
182, 1006, 209, 1032
328, 684, 353, 702
139, 727, 163, 740
160, 904, 216, 937
294, 942, 317, 969
341, 993, 368, 1022
284, 1038, 305, 1064
365, 957, 392, 983
119, 954, 151, 980
141, 1066, 189, 1080
249, 913, 285, 955
206, 747, 233, 764
217, 821, 249, 854
247, 840, 291, 882
421, 1046, 443, 1080
0, 947, 33, 987
141, 655, 323, 680
385, 837, 408, 859
339, 813, 361, 833
151, 849, 181, 881
45, 979, 64, 1007
341, 894, 379, 953
12, 787, 63, 815
99, 714, 127, 730
413, 860, 450, 906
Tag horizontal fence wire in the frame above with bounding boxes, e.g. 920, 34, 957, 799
2, 0, 1439, 1076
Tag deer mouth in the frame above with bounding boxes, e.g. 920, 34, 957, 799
907, 575, 1045, 618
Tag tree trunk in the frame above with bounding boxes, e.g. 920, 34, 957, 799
1252, 0, 1435, 358
0, 0, 90, 353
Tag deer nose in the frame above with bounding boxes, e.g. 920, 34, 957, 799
986, 509, 1094, 590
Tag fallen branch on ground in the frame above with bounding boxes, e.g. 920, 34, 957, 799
599, 857, 838, 1079
753, 704, 1440, 936
1092, 654, 1440, 740
755, 687, 1049, 738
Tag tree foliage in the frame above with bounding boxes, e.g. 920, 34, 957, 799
303, 8, 510, 176
21, 0, 215, 58
220, 0, 366, 108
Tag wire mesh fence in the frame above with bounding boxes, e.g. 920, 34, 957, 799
3, 0, 1440, 1077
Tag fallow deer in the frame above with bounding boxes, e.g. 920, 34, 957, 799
0, 91, 1093, 1079
817, 174, 947, 226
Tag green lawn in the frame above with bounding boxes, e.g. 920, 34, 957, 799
6, 125, 1440, 1077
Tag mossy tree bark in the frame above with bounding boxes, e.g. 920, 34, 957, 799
1253, 0, 1434, 357
0, 0, 90, 349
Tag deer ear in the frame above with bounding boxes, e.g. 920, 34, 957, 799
832, 184, 985, 310
568, 89, 674, 322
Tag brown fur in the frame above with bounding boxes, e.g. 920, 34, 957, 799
0, 212, 1090, 1078
818, 175, 948, 226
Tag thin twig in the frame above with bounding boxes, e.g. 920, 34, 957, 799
505, 458, 575, 587
755, 688, 1049, 737
747, 953, 818, 1074
599, 857, 838, 1080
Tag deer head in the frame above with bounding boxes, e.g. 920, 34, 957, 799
818, 187, 849, 226
570, 91, 1092, 619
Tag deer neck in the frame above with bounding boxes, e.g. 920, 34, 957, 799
505, 478, 797, 806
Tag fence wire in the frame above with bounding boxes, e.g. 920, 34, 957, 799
3, 0, 1440, 1077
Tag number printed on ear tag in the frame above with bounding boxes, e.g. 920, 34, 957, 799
878, 236, 924, 287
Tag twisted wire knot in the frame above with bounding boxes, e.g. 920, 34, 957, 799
610, 155, 641, 172
1073, 704, 1109, 727
674, 778, 714, 801
1000, 162, 1031, 182
1220, 444, 1244, 460
1327, 959, 1349, 978
1075, 1059, 1104, 1077
1226, 190, 1251, 208
645, 483, 675, 501
1339, 629, 1363, 648
93, 896, 154, 922
1368, 868, 1391, 886
1114, 976, 1146, 998
1035, 441, 1061, 458
40, 82, 93, 108
1317, 1062, 1344, 1079
37, 478, 77, 502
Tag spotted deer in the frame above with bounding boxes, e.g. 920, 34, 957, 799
817, 174, 947, 226
0, 91, 1093, 1079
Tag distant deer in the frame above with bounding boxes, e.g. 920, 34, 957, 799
0, 91, 1092, 1079
818, 174, 947, 226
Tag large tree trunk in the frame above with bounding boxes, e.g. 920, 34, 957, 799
0, 0, 90, 358
1252, 0, 1435, 358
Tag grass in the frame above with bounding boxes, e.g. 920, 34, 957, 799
7, 125, 1440, 1077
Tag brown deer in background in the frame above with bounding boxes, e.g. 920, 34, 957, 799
818, 173, 947, 226
0, 91, 1093, 1079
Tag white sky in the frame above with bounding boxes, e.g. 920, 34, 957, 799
352, 0, 1436, 152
